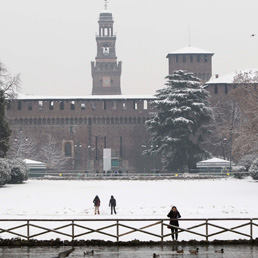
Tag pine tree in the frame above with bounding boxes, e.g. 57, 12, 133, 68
0, 90, 11, 158
145, 70, 212, 172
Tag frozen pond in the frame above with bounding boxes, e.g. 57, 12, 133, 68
0, 245, 258, 258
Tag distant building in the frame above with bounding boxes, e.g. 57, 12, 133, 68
166, 46, 214, 82
6, 95, 155, 172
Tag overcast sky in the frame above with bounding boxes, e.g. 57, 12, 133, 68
0, 0, 257, 96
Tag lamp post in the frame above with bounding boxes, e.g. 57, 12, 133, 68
74, 142, 82, 170
141, 144, 146, 173
87, 145, 91, 172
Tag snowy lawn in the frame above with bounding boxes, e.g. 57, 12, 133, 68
0, 177, 257, 241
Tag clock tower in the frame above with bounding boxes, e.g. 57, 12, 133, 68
91, 1, 122, 95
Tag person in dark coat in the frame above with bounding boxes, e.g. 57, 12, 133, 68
93, 195, 100, 215
109, 195, 116, 214
167, 206, 181, 240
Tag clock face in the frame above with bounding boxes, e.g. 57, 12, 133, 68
103, 76, 111, 87
103, 46, 110, 55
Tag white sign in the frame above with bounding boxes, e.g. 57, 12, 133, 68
103, 148, 111, 171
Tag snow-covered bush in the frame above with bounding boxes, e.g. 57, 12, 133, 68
249, 158, 258, 180
237, 154, 257, 171
232, 165, 247, 179
0, 158, 11, 185
8, 159, 29, 184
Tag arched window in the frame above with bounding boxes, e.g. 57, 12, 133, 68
64, 142, 72, 157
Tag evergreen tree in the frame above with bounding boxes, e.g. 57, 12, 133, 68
145, 70, 212, 171
0, 90, 11, 158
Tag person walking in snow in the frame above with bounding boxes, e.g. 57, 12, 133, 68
167, 206, 181, 240
109, 195, 116, 214
93, 195, 100, 215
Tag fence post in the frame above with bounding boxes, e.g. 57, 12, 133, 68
161, 220, 164, 242
27, 220, 30, 240
116, 220, 119, 242
72, 220, 74, 241
250, 219, 253, 240
205, 219, 208, 241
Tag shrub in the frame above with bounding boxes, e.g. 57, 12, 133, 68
249, 158, 258, 180
8, 159, 29, 184
0, 158, 11, 185
237, 154, 257, 171
232, 166, 247, 179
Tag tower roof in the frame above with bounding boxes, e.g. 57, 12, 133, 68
99, 11, 113, 21
167, 46, 214, 56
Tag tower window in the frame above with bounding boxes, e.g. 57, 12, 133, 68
204, 55, 208, 62
102, 100, 106, 110
60, 100, 64, 110
18, 100, 22, 110
197, 55, 200, 62
91, 100, 96, 110
133, 101, 138, 110
81, 102, 86, 110
190, 55, 193, 63
183, 55, 186, 62
39, 101, 43, 110
122, 101, 126, 109
224, 84, 228, 94
214, 85, 218, 94
112, 101, 116, 109
175, 56, 178, 63
143, 100, 148, 110
70, 101, 75, 110
49, 101, 54, 110
28, 102, 32, 110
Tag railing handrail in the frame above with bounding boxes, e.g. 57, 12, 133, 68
1, 218, 257, 242
0, 218, 258, 221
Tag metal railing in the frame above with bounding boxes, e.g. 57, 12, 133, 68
0, 218, 257, 242
28, 170, 249, 178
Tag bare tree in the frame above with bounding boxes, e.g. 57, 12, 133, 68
7, 130, 39, 160
0, 62, 21, 99
230, 71, 258, 160
39, 138, 69, 170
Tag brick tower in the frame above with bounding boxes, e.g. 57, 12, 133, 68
91, 1, 122, 95
166, 46, 214, 82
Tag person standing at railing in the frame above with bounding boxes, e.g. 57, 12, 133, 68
167, 206, 181, 241
93, 195, 101, 215
109, 195, 117, 214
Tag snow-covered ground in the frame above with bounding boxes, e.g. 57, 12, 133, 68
0, 177, 257, 241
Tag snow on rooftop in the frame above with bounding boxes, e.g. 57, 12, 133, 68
167, 46, 214, 55
207, 68, 258, 84
24, 159, 45, 165
15, 94, 156, 100
198, 157, 230, 164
